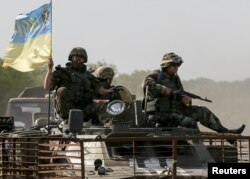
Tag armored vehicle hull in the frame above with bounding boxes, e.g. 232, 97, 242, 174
0, 86, 249, 179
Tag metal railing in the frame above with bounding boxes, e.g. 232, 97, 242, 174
0, 135, 249, 179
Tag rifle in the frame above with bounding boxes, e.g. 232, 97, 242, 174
183, 91, 212, 103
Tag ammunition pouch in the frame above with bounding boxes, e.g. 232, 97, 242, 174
146, 99, 158, 113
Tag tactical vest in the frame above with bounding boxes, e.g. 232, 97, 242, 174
147, 71, 183, 114
71, 70, 94, 104
55, 66, 95, 105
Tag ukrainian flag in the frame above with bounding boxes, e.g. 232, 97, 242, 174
2, 2, 52, 72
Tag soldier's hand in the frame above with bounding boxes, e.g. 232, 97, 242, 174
162, 86, 172, 96
48, 57, 54, 71
181, 95, 192, 105
106, 86, 115, 93
98, 86, 115, 96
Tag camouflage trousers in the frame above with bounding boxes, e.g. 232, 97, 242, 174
147, 105, 223, 132
55, 87, 102, 124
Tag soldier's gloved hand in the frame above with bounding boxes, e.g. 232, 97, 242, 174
181, 95, 192, 105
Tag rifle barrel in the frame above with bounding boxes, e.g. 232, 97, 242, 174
184, 91, 212, 103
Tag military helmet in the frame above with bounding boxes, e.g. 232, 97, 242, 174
94, 66, 115, 80
68, 47, 88, 62
160, 52, 183, 68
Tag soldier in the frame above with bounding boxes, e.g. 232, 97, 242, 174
93, 66, 115, 99
44, 47, 113, 124
142, 52, 245, 134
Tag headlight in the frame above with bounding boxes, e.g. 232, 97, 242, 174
106, 100, 126, 116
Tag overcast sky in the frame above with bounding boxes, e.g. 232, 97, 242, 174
1, 0, 250, 81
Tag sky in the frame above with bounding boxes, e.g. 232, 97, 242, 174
1, 0, 250, 81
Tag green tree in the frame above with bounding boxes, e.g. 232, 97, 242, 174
1, 58, 250, 136
0, 60, 47, 115
88, 60, 150, 99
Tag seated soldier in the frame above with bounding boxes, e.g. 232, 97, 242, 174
93, 65, 115, 100
44, 47, 114, 125
142, 52, 245, 135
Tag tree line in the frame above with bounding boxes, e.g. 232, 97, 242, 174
1, 59, 249, 135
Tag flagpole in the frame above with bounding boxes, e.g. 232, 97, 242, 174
47, 0, 52, 135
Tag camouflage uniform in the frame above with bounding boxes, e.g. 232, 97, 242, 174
143, 52, 245, 134
50, 47, 101, 124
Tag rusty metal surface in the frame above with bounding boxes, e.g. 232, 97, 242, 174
0, 135, 249, 179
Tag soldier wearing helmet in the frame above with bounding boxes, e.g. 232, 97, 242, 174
93, 66, 115, 99
94, 66, 115, 86
68, 47, 88, 63
160, 52, 183, 69
142, 52, 245, 136
44, 47, 114, 125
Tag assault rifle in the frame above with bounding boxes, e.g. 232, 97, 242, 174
172, 89, 212, 103
183, 91, 212, 103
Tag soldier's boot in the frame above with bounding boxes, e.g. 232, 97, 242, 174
218, 124, 245, 134
218, 124, 245, 145
227, 124, 245, 134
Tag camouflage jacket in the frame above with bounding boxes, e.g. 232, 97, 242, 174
143, 69, 185, 113
51, 62, 101, 105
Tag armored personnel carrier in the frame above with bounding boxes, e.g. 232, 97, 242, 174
0, 86, 249, 179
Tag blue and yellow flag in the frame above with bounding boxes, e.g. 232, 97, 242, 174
2, 2, 52, 72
